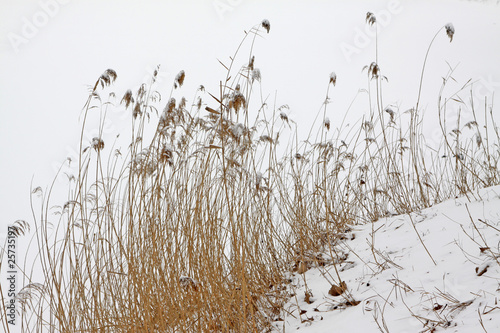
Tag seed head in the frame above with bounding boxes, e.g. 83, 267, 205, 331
179, 97, 187, 110
262, 19, 270, 33
196, 97, 202, 111
364, 62, 380, 80
9, 220, 30, 237
366, 12, 376, 26
259, 135, 273, 144
465, 121, 477, 129
166, 98, 176, 113
105, 69, 117, 81
476, 134, 482, 147
160, 145, 174, 166
32, 187, 42, 196
229, 89, 245, 113
230, 123, 245, 139
91, 137, 104, 151
137, 84, 146, 99
133, 102, 142, 119
280, 112, 289, 123
174, 70, 185, 88
329, 72, 337, 86
248, 56, 255, 70
384, 107, 395, 122
324, 117, 330, 131
445, 23, 455, 42
93, 69, 117, 91
252, 69, 261, 83
121, 89, 134, 108
159, 98, 176, 128
362, 121, 374, 132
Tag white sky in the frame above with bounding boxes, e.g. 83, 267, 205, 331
1, 0, 499, 247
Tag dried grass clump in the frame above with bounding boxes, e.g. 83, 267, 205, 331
12, 17, 500, 333
20, 21, 289, 333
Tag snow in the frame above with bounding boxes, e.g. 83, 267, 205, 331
276, 186, 500, 332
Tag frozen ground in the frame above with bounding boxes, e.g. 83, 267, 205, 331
275, 186, 500, 332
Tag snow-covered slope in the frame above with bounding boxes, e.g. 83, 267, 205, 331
276, 186, 500, 332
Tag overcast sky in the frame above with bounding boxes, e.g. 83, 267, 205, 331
1, 0, 499, 245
